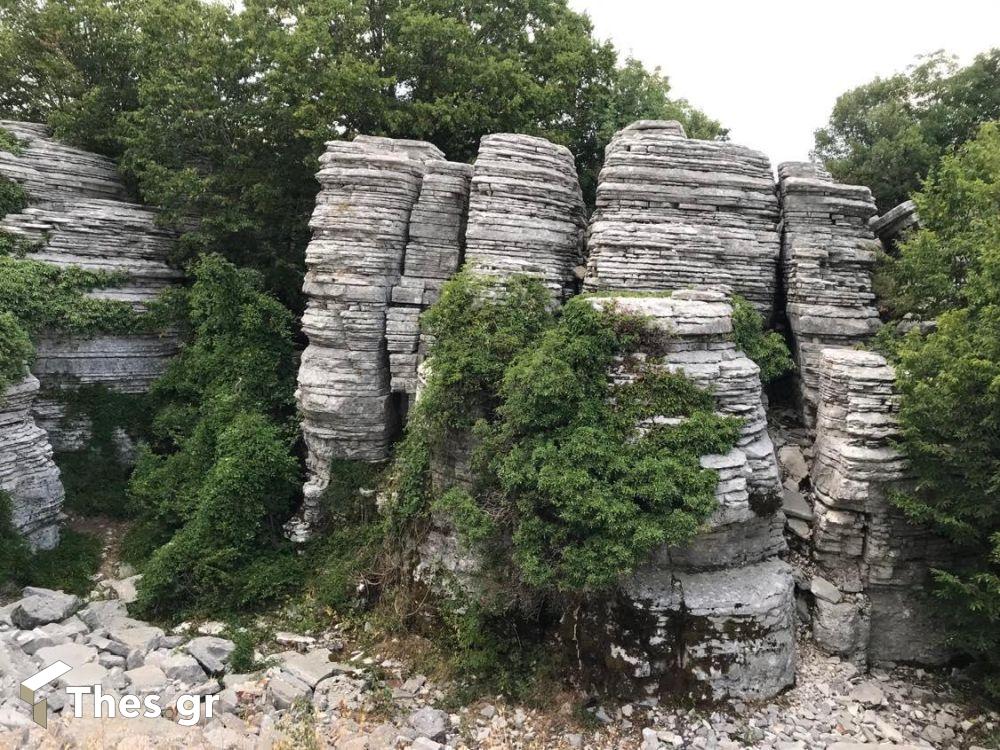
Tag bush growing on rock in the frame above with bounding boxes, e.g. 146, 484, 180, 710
876, 122, 1000, 697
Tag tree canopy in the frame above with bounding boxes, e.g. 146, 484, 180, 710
814, 50, 1000, 211
1, 0, 724, 304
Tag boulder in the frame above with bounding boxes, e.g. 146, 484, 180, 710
11, 589, 80, 629
185, 636, 235, 675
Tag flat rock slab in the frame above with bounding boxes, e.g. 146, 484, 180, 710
11, 589, 80, 629
33, 643, 98, 671
186, 636, 236, 675
277, 648, 352, 688
160, 653, 207, 684
110, 624, 164, 653
124, 664, 168, 692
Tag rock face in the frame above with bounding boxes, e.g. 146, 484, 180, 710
584, 121, 781, 319
0, 120, 181, 449
0, 376, 64, 550
464, 133, 586, 299
777, 162, 882, 424
574, 291, 794, 701
295, 136, 450, 536
808, 349, 953, 665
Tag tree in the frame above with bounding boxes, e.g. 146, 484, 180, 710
879, 122, 1000, 696
815, 50, 1000, 211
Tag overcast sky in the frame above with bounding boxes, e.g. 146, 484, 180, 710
568, 0, 1000, 166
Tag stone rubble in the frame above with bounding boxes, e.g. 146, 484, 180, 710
584, 120, 781, 319
1, 580, 994, 749
464, 133, 587, 300
0, 375, 64, 550
574, 291, 793, 702
0, 120, 181, 450
777, 162, 882, 424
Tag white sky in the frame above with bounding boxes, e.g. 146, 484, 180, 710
568, 0, 1000, 166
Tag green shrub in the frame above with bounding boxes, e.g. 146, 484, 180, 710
0, 491, 32, 590
731, 296, 794, 384
878, 122, 1000, 697
0, 128, 25, 155
0, 177, 28, 216
128, 254, 302, 619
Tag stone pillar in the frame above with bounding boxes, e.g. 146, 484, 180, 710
584, 121, 781, 320
464, 134, 586, 300
0, 120, 181, 450
809, 348, 953, 665
777, 162, 881, 425
573, 291, 795, 701
0, 375, 64, 550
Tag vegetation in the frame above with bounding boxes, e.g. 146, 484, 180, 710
875, 122, 1000, 697
731, 296, 794, 384
0, 128, 26, 155
815, 50, 1000, 211
126, 254, 302, 618
0, 0, 722, 303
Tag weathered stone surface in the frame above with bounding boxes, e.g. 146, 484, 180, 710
572, 291, 793, 701
0, 121, 181, 451
777, 162, 881, 423
464, 133, 586, 299
10, 588, 80, 629
870, 199, 919, 250
186, 636, 236, 674
295, 135, 447, 538
0, 376, 64, 550
808, 348, 954, 665
584, 121, 781, 319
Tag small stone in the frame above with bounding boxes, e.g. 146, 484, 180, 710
186, 636, 236, 674
408, 707, 449, 742
124, 664, 168, 693
810, 576, 843, 604
778, 445, 808, 483
642, 727, 659, 750
162, 653, 208, 683
849, 682, 885, 706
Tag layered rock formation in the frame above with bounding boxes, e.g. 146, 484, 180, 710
870, 199, 919, 251
386, 161, 472, 397
778, 162, 882, 424
584, 121, 781, 319
0, 120, 181, 449
464, 134, 586, 299
0, 376, 64, 550
574, 291, 794, 701
808, 349, 952, 665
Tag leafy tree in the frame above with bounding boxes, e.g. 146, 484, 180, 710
878, 122, 1000, 696
126, 254, 302, 617
815, 50, 1000, 211
1, 0, 723, 303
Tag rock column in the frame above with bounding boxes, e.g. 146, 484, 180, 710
574, 291, 794, 701
584, 121, 781, 319
777, 162, 881, 424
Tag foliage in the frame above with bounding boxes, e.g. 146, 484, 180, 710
127, 254, 302, 618
388, 274, 741, 598
815, 50, 1000, 211
0, 0, 722, 303
1, 492, 101, 596
0, 128, 26, 155
54, 386, 152, 518
0, 177, 28, 217
0, 311, 33, 396
877, 122, 1000, 697
730, 296, 794, 384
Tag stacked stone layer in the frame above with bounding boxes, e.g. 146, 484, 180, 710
870, 199, 920, 250
0, 121, 181, 449
576, 291, 794, 701
0, 376, 64, 550
584, 121, 781, 319
386, 161, 472, 395
778, 162, 881, 423
296, 136, 446, 536
809, 348, 953, 665
464, 134, 586, 299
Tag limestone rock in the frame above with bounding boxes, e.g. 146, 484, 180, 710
777, 162, 881, 423
186, 636, 236, 675
584, 121, 781, 319
0, 121, 181, 451
10, 588, 80, 629
870, 200, 919, 250
0, 376, 64, 550
464, 133, 586, 299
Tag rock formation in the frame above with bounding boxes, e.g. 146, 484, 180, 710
584, 121, 781, 319
0, 120, 181, 449
870, 199, 920, 251
464, 133, 586, 299
573, 291, 794, 701
807, 349, 953, 665
778, 162, 881, 424
0, 376, 64, 550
